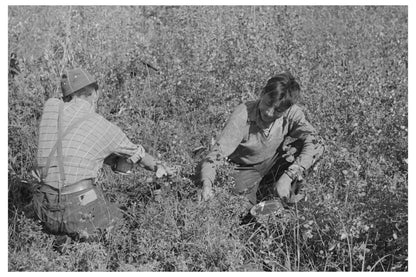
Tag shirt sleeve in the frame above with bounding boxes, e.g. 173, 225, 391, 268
106, 121, 146, 164
200, 104, 248, 184
286, 105, 325, 172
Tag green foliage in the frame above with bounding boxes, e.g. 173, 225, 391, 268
8, 6, 407, 271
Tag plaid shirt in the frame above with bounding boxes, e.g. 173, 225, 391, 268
37, 98, 145, 189
200, 101, 324, 184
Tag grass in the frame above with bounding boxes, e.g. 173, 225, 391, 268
8, 5, 408, 271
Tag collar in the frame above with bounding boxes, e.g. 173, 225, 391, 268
69, 97, 94, 113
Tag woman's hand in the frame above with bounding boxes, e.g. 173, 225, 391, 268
198, 179, 214, 202
274, 173, 292, 200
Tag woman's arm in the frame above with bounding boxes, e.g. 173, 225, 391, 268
286, 105, 325, 177
199, 104, 248, 200
274, 106, 324, 199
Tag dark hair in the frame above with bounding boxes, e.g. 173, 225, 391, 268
63, 84, 97, 102
261, 72, 300, 110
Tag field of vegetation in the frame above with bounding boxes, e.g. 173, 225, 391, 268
8, 6, 408, 271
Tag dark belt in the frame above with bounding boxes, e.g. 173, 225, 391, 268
39, 179, 94, 195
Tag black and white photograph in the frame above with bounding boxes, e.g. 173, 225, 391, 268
6, 3, 409, 272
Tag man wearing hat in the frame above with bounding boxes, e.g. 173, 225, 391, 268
33, 67, 173, 240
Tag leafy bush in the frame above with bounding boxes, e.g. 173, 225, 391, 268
8, 6, 407, 271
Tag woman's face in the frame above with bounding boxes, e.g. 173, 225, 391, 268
258, 93, 287, 123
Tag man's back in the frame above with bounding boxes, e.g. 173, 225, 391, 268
37, 97, 137, 188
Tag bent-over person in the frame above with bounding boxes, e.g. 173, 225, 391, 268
198, 72, 324, 212
33, 67, 173, 240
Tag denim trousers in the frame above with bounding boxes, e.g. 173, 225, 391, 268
32, 183, 121, 239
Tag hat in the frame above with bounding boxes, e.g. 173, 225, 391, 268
61, 68, 98, 97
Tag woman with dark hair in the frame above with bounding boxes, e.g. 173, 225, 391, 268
198, 72, 324, 210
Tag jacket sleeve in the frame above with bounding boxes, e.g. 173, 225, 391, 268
286, 105, 325, 173
200, 104, 247, 184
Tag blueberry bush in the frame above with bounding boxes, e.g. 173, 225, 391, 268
8, 6, 407, 271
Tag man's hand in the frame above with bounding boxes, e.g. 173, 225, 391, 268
155, 162, 175, 178
198, 179, 214, 202
274, 173, 292, 200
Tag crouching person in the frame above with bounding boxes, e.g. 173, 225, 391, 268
198, 72, 324, 212
32, 68, 174, 241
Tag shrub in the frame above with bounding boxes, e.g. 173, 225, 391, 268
8, 6, 407, 271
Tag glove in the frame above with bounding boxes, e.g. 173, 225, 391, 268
274, 173, 292, 200
155, 162, 175, 178
198, 179, 214, 202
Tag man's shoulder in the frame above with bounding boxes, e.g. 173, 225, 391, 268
41, 98, 63, 116
88, 112, 122, 132
44, 97, 61, 108
45, 97, 61, 103
88, 112, 111, 125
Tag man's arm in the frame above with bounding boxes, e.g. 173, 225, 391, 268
105, 122, 173, 176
